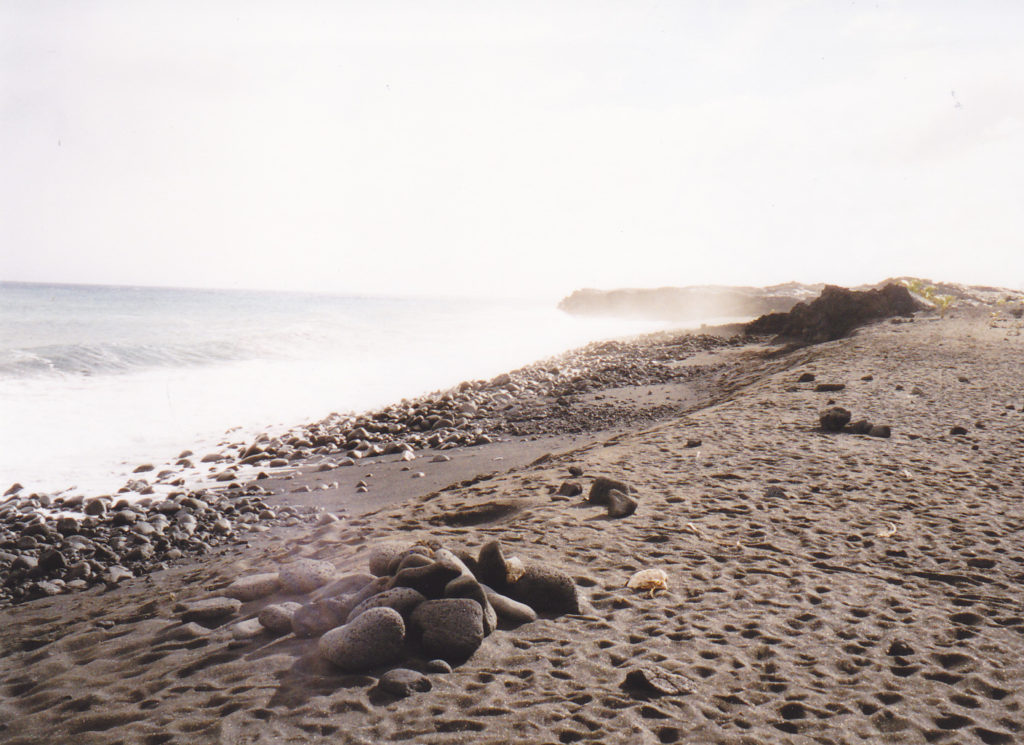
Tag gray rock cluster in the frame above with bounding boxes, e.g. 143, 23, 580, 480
190, 539, 578, 690
0, 487, 317, 606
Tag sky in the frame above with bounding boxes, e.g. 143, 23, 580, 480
2, 1, 1023, 299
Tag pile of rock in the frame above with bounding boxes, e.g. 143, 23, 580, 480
190, 539, 578, 685
0, 486, 319, 606
819, 407, 891, 438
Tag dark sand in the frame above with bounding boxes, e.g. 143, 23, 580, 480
2, 308, 1024, 744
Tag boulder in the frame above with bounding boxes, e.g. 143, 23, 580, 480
819, 407, 852, 432
292, 599, 347, 638
224, 572, 281, 601
410, 598, 485, 662
506, 563, 579, 615
278, 558, 336, 594
444, 575, 497, 635
389, 561, 461, 598
378, 668, 432, 698
475, 540, 510, 592
319, 607, 405, 672
588, 477, 632, 506
258, 601, 303, 634
179, 597, 242, 624
347, 587, 427, 623
482, 585, 537, 626
606, 489, 638, 518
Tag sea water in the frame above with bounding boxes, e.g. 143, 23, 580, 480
0, 282, 674, 497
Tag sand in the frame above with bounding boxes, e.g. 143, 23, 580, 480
2, 308, 1023, 745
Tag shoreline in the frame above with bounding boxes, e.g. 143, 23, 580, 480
3, 303, 1024, 744
0, 321, 766, 607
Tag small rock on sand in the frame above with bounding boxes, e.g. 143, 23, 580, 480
819, 406, 852, 432
379, 668, 432, 697
588, 476, 632, 506
606, 489, 638, 518
179, 597, 241, 623
319, 607, 406, 672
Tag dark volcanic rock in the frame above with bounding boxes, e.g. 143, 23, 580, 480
378, 668, 432, 697
819, 407, 852, 432
319, 607, 406, 672
606, 489, 638, 518
347, 587, 427, 623
410, 598, 485, 662
588, 476, 632, 506
475, 540, 510, 592
507, 563, 579, 615
745, 283, 924, 344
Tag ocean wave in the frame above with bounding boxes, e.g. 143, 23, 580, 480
0, 341, 262, 378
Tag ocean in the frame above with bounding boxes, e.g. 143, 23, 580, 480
0, 282, 674, 497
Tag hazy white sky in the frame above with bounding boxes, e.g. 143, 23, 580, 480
2, 1, 1022, 298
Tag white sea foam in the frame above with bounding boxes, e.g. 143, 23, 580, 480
0, 282, 680, 497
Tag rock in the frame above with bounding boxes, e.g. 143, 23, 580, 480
179, 597, 242, 623
684, 438, 702, 448
212, 518, 232, 534
507, 563, 579, 615
224, 572, 281, 602
621, 664, 694, 699
815, 383, 846, 392
319, 607, 406, 672
133, 464, 155, 473
258, 601, 303, 634
425, 659, 453, 674
475, 540, 510, 592
606, 489, 638, 518
410, 598, 485, 662
763, 486, 786, 499
3, 483, 23, 497
868, 424, 892, 438
846, 419, 872, 435
379, 668, 432, 697
482, 585, 537, 626
568, 466, 584, 477
797, 372, 815, 383
347, 587, 426, 623
278, 558, 336, 594
389, 561, 462, 598
819, 407, 852, 432
35, 580, 64, 596
950, 426, 969, 436
556, 481, 583, 497
104, 565, 133, 584
588, 476, 632, 506
83, 499, 108, 516
292, 599, 347, 638
311, 572, 377, 601
368, 543, 412, 577
887, 639, 915, 657
231, 618, 266, 641
38, 549, 68, 572
444, 575, 497, 635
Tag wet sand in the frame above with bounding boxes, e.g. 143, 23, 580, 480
2, 307, 1024, 745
